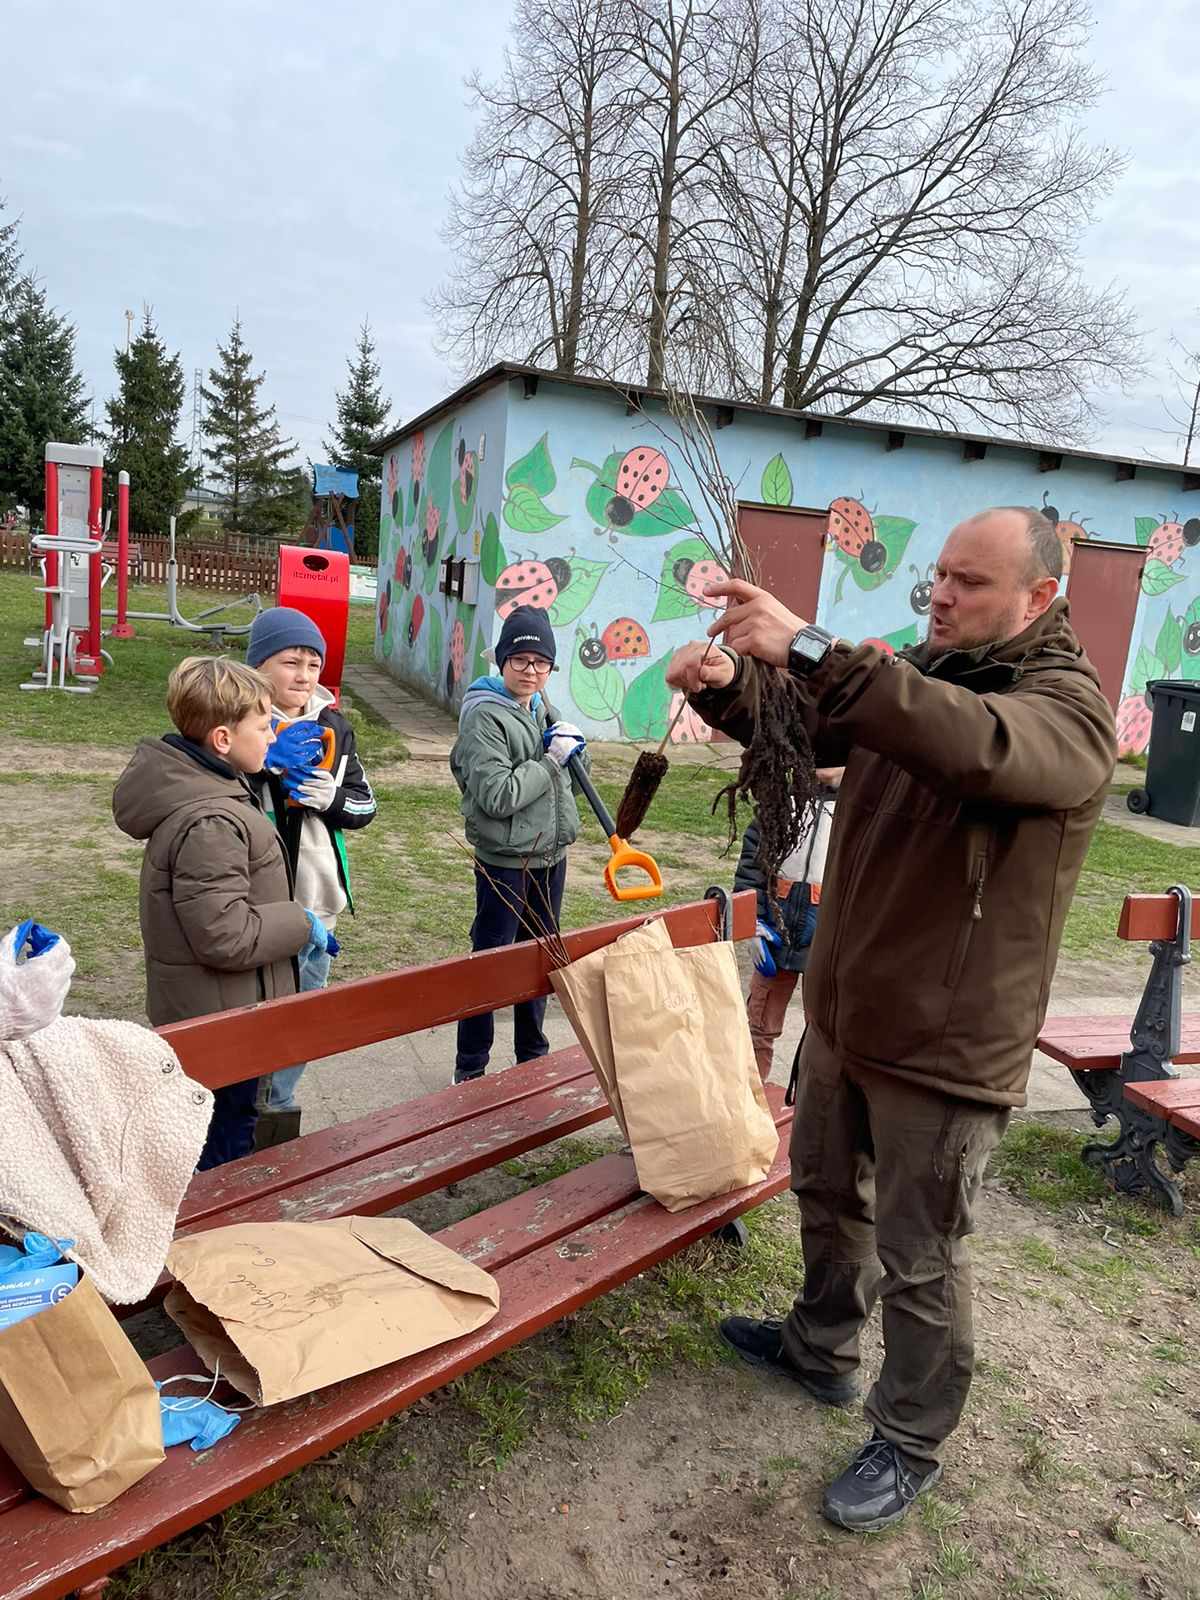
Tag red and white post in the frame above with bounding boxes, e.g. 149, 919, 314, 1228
111, 469, 135, 639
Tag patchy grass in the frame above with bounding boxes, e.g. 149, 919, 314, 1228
1061, 818, 1200, 960
989, 1120, 1168, 1238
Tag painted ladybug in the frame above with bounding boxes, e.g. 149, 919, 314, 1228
909, 564, 934, 615
408, 594, 425, 647
1185, 621, 1200, 656
1040, 491, 1059, 526
422, 502, 441, 564
578, 629, 608, 670
607, 447, 670, 527
861, 637, 896, 657
674, 555, 729, 607
458, 448, 477, 505
496, 558, 559, 619
667, 690, 712, 744
449, 618, 467, 682
828, 495, 886, 572
600, 617, 650, 661
1186, 519, 1200, 547
1055, 515, 1088, 575
1115, 693, 1153, 758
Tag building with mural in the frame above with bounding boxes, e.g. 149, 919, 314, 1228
372, 363, 1200, 756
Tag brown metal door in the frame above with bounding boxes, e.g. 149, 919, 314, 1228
1065, 540, 1146, 711
737, 504, 828, 621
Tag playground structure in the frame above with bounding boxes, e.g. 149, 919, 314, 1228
21, 443, 111, 693
302, 464, 358, 556
21, 446, 353, 694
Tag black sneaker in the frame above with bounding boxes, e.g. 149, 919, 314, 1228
718, 1317, 860, 1408
453, 1066, 485, 1085
822, 1432, 943, 1532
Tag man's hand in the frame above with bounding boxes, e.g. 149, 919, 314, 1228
665, 641, 737, 694
703, 578, 805, 668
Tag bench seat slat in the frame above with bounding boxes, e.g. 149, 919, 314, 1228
0, 1093, 792, 1600
179, 1048, 592, 1227
1036, 1014, 1200, 1072
1122, 1077, 1200, 1137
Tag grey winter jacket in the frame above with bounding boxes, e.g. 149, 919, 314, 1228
450, 677, 586, 869
113, 735, 310, 1026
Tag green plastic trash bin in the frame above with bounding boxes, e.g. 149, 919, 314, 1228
1127, 680, 1200, 826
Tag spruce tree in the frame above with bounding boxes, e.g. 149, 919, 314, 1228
324, 319, 391, 559
0, 277, 89, 519
0, 195, 20, 314
201, 316, 294, 537
104, 307, 190, 535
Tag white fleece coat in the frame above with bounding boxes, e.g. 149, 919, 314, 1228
0, 1017, 213, 1303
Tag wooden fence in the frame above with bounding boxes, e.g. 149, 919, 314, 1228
0, 530, 278, 594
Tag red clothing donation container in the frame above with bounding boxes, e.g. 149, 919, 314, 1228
275, 547, 350, 699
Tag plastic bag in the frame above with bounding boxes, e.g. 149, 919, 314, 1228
0, 922, 75, 1042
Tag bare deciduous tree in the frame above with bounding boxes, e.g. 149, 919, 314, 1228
433, 0, 1141, 444
431, 0, 632, 376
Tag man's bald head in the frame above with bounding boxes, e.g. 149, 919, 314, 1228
928, 507, 1063, 653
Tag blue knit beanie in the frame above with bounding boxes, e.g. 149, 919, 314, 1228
247, 606, 327, 667
496, 606, 556, 667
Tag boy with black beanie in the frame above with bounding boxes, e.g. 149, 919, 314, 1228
449, 606, 588, 1083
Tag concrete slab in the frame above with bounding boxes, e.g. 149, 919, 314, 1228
1101, 792, 1200, 848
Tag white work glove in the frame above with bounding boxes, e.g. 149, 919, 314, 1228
294, 768, 337, 812
543, 721, 585, 767
0, 922, 76, 1041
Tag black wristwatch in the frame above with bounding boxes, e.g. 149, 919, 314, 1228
787, 623, 836, 676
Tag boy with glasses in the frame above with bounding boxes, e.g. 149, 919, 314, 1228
449, 606, 588, 1083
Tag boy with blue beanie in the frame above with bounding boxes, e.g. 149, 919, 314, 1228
450, 605, 587, 1083
245, 606, 377, 1142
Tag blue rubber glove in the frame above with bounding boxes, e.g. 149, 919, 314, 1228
302, 910, 340, 959
752, 918, 781, 978
157, 1384, 242, 1452
268, 722, 326, 782
11, 921, 61, 960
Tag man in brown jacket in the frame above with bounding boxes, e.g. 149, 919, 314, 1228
667, 507, 1116, 1531
113, 656, 315, 1170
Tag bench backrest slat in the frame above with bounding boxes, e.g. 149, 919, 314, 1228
159, 891, 754, 1089
1117, 892, 1199, 943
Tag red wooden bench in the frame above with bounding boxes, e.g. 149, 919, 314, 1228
1036, 888, 1200, 1213
0, 890, 782, 1600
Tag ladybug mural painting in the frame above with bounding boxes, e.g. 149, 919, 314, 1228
572, 445, 697, 539
1039, 493, 1089, 576
827, 496, 917, 604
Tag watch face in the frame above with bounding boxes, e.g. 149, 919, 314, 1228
796, 632, 826, 662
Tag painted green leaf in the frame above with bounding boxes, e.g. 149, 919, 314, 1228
503, 483, 567, 534
1182, 597, 1200, 681
506, 433, 556, 497
624, 485, 696, 538
549, 556, 609, 626
1130, 644, 1163, 696
1156, 610, 1183, 674
426, 605, 444, 679
652, 535, 709, 622
1134, 516, 1159, 547
569, 627, 626, 724
882, 622, 919, 652
761, 453, 793, 507
453, 457, 478, 534
427, 422, 453, 518
621, 651, 672, 741
850, 515, 916, 591
582, 451, 625, 527
480, 513, 507, 586
1141, 559, 1185, 596
470, 624, 490, 682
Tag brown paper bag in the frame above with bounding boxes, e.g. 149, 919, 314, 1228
558, 919, 777, 1212
165, 1215, 501, 1406
0, 1276, 164, 1512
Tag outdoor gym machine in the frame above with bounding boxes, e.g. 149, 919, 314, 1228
21, 442, 112, 693
101, 511, 263, 646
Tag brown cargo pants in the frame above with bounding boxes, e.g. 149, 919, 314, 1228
781, 1029, 1010, 1473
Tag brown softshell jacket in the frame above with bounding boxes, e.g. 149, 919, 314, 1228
691, 599, 1116, 1106
113, 736, 310, 1027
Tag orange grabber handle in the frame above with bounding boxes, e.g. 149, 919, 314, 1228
568, 753, 663, 903
273, 719, 335, 808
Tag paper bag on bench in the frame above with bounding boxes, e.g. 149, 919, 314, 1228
554, 918, 778, 1212
0, 1275, 164, 1512
164, 1216, 501, 1407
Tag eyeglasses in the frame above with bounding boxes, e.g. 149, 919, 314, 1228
508, 655, 553, 675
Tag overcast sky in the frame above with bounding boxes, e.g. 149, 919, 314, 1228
3, 0, 1197, 471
